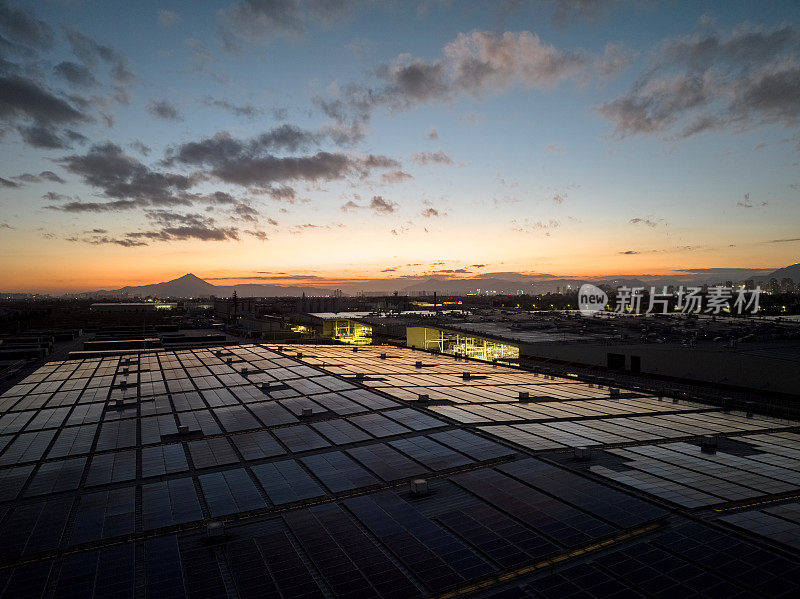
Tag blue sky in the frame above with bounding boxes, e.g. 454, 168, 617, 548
1, 0, 799, 291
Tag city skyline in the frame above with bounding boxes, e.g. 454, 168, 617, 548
2, 0, 800, 293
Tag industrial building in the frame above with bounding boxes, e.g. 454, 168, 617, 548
0, 342, 798, 597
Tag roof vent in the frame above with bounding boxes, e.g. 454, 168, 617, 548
206, 521, 225, 538
415, 361, 423, 368
277, 345, 283, 351
177, 424, 190, 435
296, 352, 303, 359
352, 347, 358, 352
240, 366, 249, 375
260, 382, 271, 391
462, 373, 471, 380
609, 387, 620, 398
700, 435, 717, 453
301, 407, 313, 417
355, 373, 365, 381
380, 353, 387, 359
409, 479, 429, 497
226, 357, 233, 364
518, 391, 530, 401
417, 394, 430, 402
574, 447, 592, 461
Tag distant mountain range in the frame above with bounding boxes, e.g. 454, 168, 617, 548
72, 264, 800, 298
76, 273, 334, 299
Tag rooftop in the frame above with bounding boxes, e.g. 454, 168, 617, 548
0, 343, 798, 597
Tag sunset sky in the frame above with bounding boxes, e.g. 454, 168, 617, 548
1, 0, 799, 293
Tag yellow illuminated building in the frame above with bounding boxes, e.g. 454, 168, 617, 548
323, 319, 373, 345
406, 326, 519, 360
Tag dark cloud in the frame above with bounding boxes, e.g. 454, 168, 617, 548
42, 191, 70, 201
0, 74, 90, 148
620, 250, 640, 254
233, 202, 259, 222
264, 186, 296, 202
58, 142, 194, 207
0, 176, 19, 188
370, 195, 396, 214
411, 150, 452, 165
19, 125, 87, 149
202, 97, 262, 118
0, 0, 53, 49
629, 217, 658, 227
65, 28, 134, 85
244, 229, 268, 240
166, 126, 319, 166
147, 99, 182, 121
166, 128, 399, 187
13, 170, 66, 184
53, 61, 98, 87
599, 25, 800, 138
68, 234, 147, 247
766, 237, 800, 243
470, 264, 487, 268
125, 210, 240, 242
46, 199, 140, 212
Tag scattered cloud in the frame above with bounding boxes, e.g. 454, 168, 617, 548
42, 191, 70, 201
629, 217, 658, 227
219, 0, 356, 50
165, 127, 399, 187
620, 250, 640, 254
421, 207, 440, 218
599, 25, 800, 139
412, 150, 452, 165
512, 218, 560, 235
13, 170, 65, 184
0, 176, 20, 188
315, 30, 590, 130
427, 126, 438, 139
147, 99, 182, 121
201, 97, 263, 119
381, 170, 413, 184
158, 9, 180, 28
596, 42, 635, 78
0, 74, 91, 148
370, 195, 396, 214
0, 0, 53, 49
53, 61, 98, 87
58, 142, 194, 208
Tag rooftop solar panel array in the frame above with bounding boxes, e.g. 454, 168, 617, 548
0, 343, 798, 597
